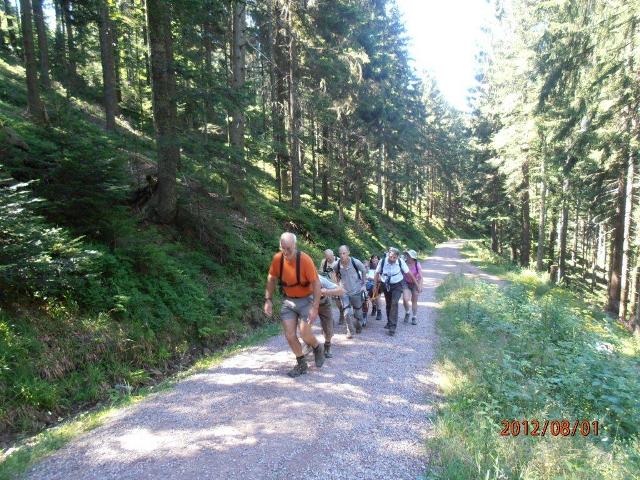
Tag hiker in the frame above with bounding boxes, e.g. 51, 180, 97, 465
318, 275, 345, 357
301, 273, 344, 358
320, 248, 345, 325
264, 232, 325, 377
333, 245, 367, 338
374, 247, 420, 336
402, 249, 423, 325
366, 255, 383, 321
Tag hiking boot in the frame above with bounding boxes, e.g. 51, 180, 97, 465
403, 312, 410, 324
376, 310, 382, 321
411, 316, 417, 325
355, 321, 362, 334
388, 328, 396, 336
371, 305, 377, 316
346, 331, 353, 339
313, 344, 325, 368
361, 316, 367, 328
383, 323, 390, 329
324, 343, 333, 358
287, 356, 308, 377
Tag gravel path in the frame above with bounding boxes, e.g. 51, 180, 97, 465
25, 239, 494, 480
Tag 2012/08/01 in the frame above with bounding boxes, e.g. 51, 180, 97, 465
500, 419, 600, 437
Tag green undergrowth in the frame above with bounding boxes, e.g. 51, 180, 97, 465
1, 49, 452, 469
427, 245, 640, 479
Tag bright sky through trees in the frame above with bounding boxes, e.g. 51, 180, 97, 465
396, 0, 494, 111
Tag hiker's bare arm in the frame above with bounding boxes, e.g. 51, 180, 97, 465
264, 275, 276, 316
321, 284, 345, 297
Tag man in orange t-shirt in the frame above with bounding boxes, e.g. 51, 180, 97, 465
264, 232, 325, 377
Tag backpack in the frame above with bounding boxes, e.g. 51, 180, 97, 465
278, 251, 310, 291
335, 257, 362, 282
320, 258, 334, 275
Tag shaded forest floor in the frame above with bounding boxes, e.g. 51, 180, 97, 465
0, 52, 459, 459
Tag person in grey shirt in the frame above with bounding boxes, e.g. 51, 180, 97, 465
333, 245, 367, 338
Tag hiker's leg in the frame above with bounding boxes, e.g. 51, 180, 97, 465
389, 283, 403, 331
337, 300, 345, 324
402, 285, 411, 313
350, 293, 364, 328
412, 285, 419, 316
343, 296, 356, 336
282, 318, 303, 357
384, 289, 392, 319
299, 320, 319, 348
318, 302, 334, 344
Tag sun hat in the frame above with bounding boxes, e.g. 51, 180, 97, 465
406, 249, 418, 260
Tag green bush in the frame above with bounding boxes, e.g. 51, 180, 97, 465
0, 167, 102, 300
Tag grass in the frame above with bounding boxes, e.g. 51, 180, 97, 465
0, 322, 280, 480
426, 241, 640, 479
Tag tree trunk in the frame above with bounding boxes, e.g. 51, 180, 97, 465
491, 220, 499, 252
98, 0, 119, 131
520, 157, 531, 267
286, 0, 301, 209
321, 125, 329, 208
558, 177, 569, 282
376, 143, 383, 209
619, 138, 635, 322
61, 0, 78, 85
229, 0, 246, 205
146, 0, 179, 223
32, 0, 50, 89
536, 157, 547, 271
608, 168, 625, 313
272, 0, 289, 201
311, 114, 317, 199
19, 0, 46, 123
53, 0, 65, 74
3, 0, 19, 53
548, 207, 558, 268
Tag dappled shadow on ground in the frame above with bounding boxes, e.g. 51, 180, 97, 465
26, 240, 475, 480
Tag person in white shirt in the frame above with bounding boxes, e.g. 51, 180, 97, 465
374, 247, 420, 336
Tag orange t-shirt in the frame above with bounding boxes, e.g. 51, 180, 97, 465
268, 251, 318, 298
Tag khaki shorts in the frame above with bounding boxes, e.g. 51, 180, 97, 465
280, 295, 313, 322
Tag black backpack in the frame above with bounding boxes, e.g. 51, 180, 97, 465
278, 251, 310, 291
335, 257, 362, 282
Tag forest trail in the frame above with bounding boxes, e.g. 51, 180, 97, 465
25, 239, 499, 480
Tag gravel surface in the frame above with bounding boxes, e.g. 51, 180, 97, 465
25, 239, 495, 480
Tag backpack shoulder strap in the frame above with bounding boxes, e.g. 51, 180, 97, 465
296, 251, 301, 286
352, 257, 361, 280
279, 252, 284, 281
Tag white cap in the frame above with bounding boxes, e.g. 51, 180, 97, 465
406, 249, 418, 259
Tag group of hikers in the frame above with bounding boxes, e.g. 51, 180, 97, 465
263, 232, 424, 378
